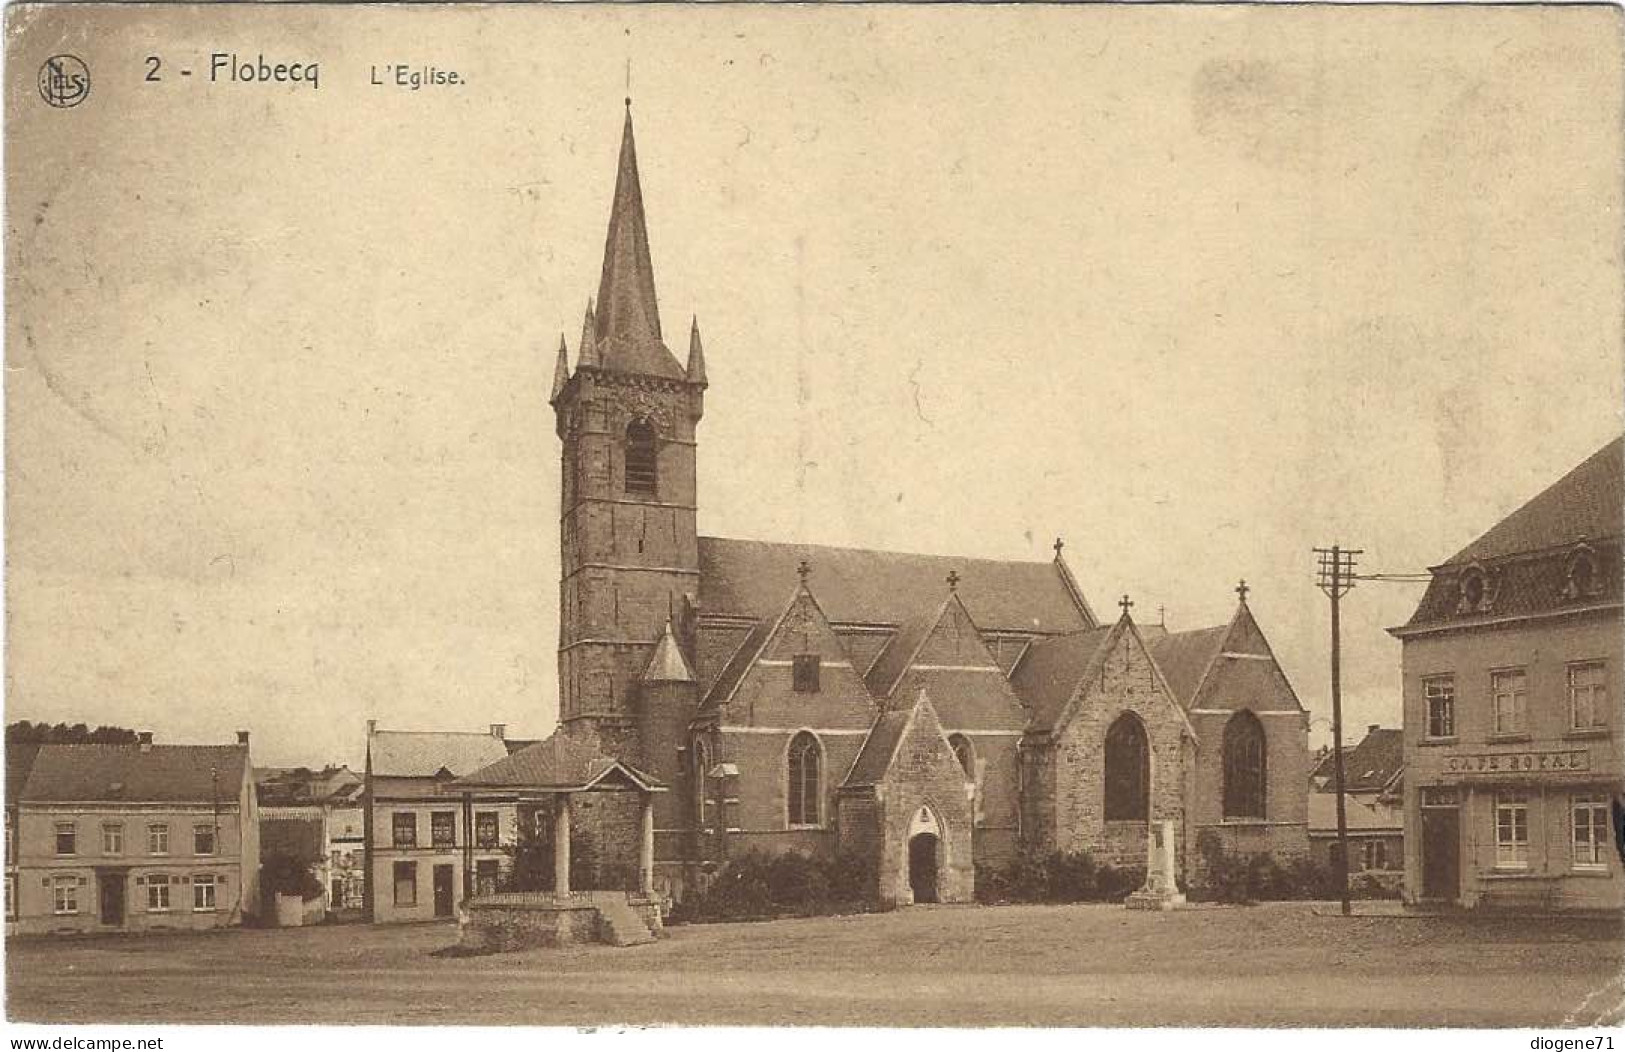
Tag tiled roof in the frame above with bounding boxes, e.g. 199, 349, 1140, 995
1307, 792, 1402, 834
1402, 537, 1620, 629
643, 621, 696, 684
1446, 437, 1623, 566
698, 537, 1092, 634
862, 614, 933, 698
6, 745, 40, 805
20, 744, 247, 803
1312, 728, 1403, 794
1147, 625, 1228, 707
1008, 625, 1115, 734
369, 731, 510, 779
452, 731, 662, 792
697, 620, 774, 713
842, 709, 914, 788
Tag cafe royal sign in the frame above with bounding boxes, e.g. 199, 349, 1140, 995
1443, 749, 1592, 776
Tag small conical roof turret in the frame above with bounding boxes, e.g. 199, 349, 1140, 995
642, 619, 696, 684
549, 334, 571, 403
577, 299, 600, 369
687, 315, 708, 387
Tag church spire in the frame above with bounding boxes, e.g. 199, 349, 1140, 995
549, 333, 571, 403
593, 101, 684, 380
686, 315, 708, 387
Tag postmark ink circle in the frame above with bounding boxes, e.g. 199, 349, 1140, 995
38, 55, 90, 108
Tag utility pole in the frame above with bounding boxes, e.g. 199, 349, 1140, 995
1314, 545, 1361, 917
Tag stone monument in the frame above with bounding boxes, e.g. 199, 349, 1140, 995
1125, 819, 1187, 910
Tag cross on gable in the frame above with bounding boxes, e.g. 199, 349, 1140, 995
1053, 537, 1065, 557
1236, 579, 1250, 603
796, 559, 811, 584
946, 570, 960, 592
1118, 594, 1134, 617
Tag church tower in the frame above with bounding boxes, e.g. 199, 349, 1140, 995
551, 102, 707, 769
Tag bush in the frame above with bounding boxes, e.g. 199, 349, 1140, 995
1192, 834, 1338, 903
975, 848, 1142, 904
670, 848, 878, 924
260, 853, 323, 901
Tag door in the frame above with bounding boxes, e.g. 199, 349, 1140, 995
98, 873, 124, 926
432, 864, 455, 917
908, 834, 939, 904
1421, 806, 1460, 900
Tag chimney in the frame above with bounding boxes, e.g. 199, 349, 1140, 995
236, 730, 250, 746
366, 719, 377, 736
137, 731, 153, 753
1368, 724, 1380, 737
489, 723, 506, 741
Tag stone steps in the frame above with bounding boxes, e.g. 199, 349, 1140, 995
595, 896, 655, 946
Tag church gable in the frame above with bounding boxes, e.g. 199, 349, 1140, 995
707, 581, 876, 731
878, 593, 1030, 732
1186, 604, 1305, 716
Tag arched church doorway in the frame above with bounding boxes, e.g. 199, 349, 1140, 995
908, 833, 939, 904
905, 804, 943, 904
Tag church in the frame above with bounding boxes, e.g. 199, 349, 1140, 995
543, 103, 1310, 907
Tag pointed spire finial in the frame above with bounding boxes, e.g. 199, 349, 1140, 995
578, 299, 599, 368
687, 314, 708, 387
550, 333, 571, 402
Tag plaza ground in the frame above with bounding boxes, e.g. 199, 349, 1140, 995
6, 901, 1622, 1027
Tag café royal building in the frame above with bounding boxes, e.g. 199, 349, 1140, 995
1391, 437, 1622, 911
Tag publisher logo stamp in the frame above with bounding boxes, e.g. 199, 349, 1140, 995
38, 54, 90, 108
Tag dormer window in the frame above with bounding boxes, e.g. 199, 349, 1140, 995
1564, 545, 1601, 601
625, 419, 658, 497
1455, 563, 1497, 615
792, 653, 821, 693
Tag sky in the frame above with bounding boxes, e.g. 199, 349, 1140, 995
5, 5, 1621, 768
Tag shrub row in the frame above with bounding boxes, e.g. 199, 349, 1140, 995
974, 850, 1146, 905
668, 848, 879, 924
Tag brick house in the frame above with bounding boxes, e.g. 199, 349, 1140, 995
6, 732, 259, 935
1391, 437, 1622, 911
363, 723, 528, 924
544, 103, 1310, 904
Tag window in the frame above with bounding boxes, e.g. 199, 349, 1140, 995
948, 734, 975, 779
392, 813, 417, 849
193, 874, 217, 911
476, 859, 500, 897
430, 811, 456, 849
145, 874, 171, 912
1573, 794, 1610, 869
1491, 669, 1527, 736
4, 875, 14, 920
792, 653, 821, 693
475, 811, 499, 849
692, 737, 712, 825
1222, 711, 1268, 820
53, 876, 79, 915
393, 861, 417, 907
624, 419, 658, 496
787, 732, 822, 828
1570, 663, 1608, 731
1495, 793, 1530, 869
1103, 713, 1150, 822
147, 824, 169, 856
1362, 840, 1388, 872
54, 822, 76, 856
193, 824, 216, 856
102, 824, 124, 856
1424, 676, 1456, 739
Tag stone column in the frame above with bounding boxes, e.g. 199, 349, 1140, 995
554, 794, 572, 896
640, 794, 656, 897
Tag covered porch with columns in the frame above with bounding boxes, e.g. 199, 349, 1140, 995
447, 731, 668, 950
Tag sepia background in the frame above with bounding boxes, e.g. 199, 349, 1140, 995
5, 4, 1621, 767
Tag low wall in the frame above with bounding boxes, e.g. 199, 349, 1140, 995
459, 891, 664, 952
